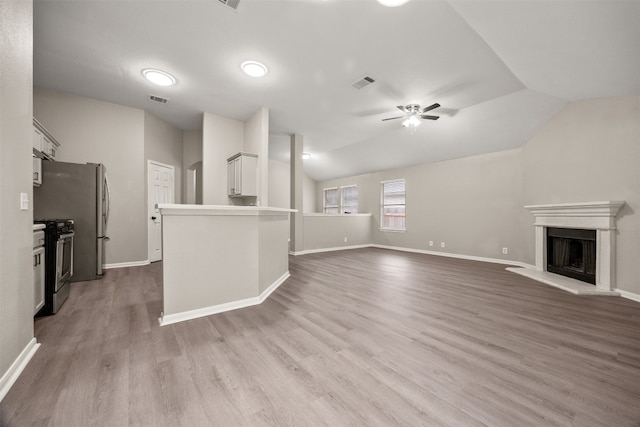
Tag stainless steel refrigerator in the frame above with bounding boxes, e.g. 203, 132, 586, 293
34, 161, 110, 282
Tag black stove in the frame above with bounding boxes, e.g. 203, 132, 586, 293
34, 219, 75, 315
34, 219, 75, 235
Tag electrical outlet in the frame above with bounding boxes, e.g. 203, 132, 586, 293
440, 242, 445, 248
344, 237, 348, 243
502, 247, 508, 255
429, 240, 434, 247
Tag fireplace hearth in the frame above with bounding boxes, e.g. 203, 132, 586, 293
547, 228, 596, 284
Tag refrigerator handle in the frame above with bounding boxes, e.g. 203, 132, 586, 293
104, 172, 111, 229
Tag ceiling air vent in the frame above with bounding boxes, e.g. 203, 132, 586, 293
350, 76, 375, 90
218, 0, 240, 11
148, 95, 169, 104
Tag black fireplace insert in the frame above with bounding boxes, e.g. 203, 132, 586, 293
547, 227, 596, 284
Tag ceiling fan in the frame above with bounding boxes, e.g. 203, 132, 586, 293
382, 103, 441, 128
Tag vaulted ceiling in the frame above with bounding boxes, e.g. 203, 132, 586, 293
33, 0, 640, 181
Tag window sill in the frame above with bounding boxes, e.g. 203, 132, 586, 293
379, 228, 406, 233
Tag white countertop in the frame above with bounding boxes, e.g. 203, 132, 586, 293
304, 213, 372, 217
158, 204, 297, 216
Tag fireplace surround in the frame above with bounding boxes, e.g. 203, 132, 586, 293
508, 201, 625, 295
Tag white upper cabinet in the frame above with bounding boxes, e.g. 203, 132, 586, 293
227, 153, 258, 197
33, 118, 60, 161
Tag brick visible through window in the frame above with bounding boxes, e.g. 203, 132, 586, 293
381, 179, 405, 230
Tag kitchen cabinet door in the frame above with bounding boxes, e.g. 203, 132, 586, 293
33, 157, 42, 186
33, 246, 45, 315
33, 118, 61, 160
227, 153, 257, 197
33, 126, 43, 152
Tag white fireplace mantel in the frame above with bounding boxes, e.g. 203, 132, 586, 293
509, 201, 625, 295
526, 201, 625, 229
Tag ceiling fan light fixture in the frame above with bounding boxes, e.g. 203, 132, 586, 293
241, 60, 268, 77
377, 0, 410, 7
142, 68, 177, 87
402, 116, 421, 128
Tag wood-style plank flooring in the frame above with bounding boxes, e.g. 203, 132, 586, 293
2, 248, 640, 426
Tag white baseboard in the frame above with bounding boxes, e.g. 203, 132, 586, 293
291, 243, 532, 268
371, 244, 533, 268
258, 271, 290, 303
616, 288, 640, 303
103, 260, 151, 270
0, 338, 39, 402
290, 244, 372, 256
159, 271, 290, 326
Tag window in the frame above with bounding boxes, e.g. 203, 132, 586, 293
341, 185, 358, 214
381, 179, 405, 230
323, 187, 339, 214
323, 185, 358, 214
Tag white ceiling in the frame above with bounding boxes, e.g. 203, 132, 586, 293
33, 0, 640, 181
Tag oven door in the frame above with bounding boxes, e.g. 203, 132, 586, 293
55, 233, 74, 291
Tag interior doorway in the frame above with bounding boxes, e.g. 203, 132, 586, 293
148, 160, 175, 262
186, 161, 203, 205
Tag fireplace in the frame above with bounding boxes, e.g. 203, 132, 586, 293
507, 201, 624, 295
546, 228, 596, 284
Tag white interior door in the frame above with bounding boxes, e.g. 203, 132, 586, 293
148, 160, 175, 262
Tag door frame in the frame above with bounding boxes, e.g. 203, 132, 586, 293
147, 160, 175, 262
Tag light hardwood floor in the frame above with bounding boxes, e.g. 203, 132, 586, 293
2, 248, 639, 426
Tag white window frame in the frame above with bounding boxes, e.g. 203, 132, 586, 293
380, 179, 406, 231
340, 185, 358, 214
323, 187, 340, 214
323, 185, 358, 214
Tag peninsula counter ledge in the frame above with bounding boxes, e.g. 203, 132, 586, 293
157, 204, 296, 326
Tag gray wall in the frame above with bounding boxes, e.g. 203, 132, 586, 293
0, 0, 35, 394
243, 108, 269, 206
268, 159, 290, 209
303, 171, 317, 213
144, 111, 183, 204
34, 88, 146, 266
303, 214, 372, 252
522, 95, 640, 294
183, 129, 203, 204
202, 112, 243, 205
202, 109, 271, 207
268, 159, 317, 213
317, 149, 525, 263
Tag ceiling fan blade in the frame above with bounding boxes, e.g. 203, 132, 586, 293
382, 116, 405, 121
422, 103, 440, 113
396, 105, 407, 113
420, 115, 440, 120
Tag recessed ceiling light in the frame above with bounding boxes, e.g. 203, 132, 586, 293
377, 0, 410, 6
302, 153, 311, 160
241, 61, 268, 78
142, 69, 177, 86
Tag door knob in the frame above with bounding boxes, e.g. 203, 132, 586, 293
151, 216, 157, 220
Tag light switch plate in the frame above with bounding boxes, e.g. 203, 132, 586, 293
20, 193, 29, 211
